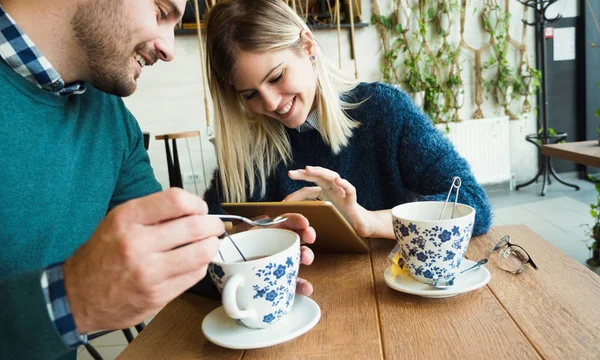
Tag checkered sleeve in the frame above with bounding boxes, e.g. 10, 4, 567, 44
41, 263, 88, 347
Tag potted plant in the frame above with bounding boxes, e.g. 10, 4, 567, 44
585, 174, 600, 267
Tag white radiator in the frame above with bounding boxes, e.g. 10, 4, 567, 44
436, 116, 511, 184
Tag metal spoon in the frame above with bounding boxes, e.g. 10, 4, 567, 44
429, 258, 488, 289
208, 214, 288, 227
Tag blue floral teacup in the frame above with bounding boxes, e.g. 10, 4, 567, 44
391, 201, 476, 285
207, 228, 300, 329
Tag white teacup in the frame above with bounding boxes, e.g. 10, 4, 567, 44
391, 201, 476, 284
207, 228, 300, 329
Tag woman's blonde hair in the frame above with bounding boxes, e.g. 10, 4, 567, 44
206, 0, 360, 202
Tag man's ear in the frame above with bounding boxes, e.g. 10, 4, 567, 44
300, 29, 316, 57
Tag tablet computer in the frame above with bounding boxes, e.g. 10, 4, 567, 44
221, 201, 370, 254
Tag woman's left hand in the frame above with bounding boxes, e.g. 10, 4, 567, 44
271, 213, 316, 296
284, 166, 376, 238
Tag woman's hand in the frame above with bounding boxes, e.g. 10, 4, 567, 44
284, 166, 377, 238
271, 213, 316, 296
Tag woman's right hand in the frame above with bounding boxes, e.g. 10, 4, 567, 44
284, 166, 378, 238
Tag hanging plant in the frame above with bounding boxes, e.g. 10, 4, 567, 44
480, 2, 520, 118
437, 0, 459, 36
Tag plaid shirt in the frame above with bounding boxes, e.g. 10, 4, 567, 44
0, 4, 87, 347
0, 4, 85, 96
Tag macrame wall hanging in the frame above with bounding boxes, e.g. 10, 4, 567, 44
372, 0, 540, 123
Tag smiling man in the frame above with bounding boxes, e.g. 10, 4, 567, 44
0, 1, 315, 359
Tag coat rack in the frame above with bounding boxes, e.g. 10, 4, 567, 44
515, 0, 580, 196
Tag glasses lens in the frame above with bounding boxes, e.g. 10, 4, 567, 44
491, 236, 510, 253
497, 246, 529, 273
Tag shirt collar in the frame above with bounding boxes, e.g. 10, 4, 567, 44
296, 108, 320, 134
0, 4, 86, 96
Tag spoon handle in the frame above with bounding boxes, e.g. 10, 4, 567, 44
207, 214, 244, 222
459, 262, 481, 275
208, 214, 257, 227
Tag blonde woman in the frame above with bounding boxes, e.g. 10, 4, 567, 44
203, 0, 492, 238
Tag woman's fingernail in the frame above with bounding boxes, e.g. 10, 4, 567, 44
289, 170, 298, 175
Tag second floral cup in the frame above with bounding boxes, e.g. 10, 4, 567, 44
391, 201, 476, 285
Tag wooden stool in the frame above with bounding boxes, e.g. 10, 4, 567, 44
155, 131, 201, 188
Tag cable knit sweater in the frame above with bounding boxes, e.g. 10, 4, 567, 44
204, 82, 492, 236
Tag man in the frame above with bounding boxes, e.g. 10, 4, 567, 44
0, 1, 316, 359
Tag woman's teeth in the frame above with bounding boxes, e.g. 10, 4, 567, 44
276, 98, 294, 115
134, 54, 146, 67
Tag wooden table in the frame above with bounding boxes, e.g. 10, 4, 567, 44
117, 225, 600, 359
542, 140, 600, 168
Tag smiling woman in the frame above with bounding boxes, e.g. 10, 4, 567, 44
202, 0, 492, 240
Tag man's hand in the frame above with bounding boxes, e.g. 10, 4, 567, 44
63, 188, 225, 333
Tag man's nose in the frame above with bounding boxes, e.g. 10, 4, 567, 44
154, 27, 175, 62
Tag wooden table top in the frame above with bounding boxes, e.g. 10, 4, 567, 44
542, 140, 600, 168
117, 225, 600, 360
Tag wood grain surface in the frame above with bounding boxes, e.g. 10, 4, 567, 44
466, 225, 600, 360
542, 140, 600, 168
117, 226, 600, 360
370, 238, 540, 360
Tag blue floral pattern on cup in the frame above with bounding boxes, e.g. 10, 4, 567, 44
210, 264, 225, 286
393, 218, 474, 283
208, 251, 300, 325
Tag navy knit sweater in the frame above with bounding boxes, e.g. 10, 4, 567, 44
204, 82, 492, 236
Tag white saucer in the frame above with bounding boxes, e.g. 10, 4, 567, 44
384, 259, 491, 298
201, 295, 321, 349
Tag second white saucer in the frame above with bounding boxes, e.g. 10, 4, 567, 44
384, 259, 491, 298
201, 295, 321, 349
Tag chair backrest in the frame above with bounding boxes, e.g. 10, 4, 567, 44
155, 131, 201, 189
143, 132, 150, 150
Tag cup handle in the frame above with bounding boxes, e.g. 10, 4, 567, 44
222, 274, 256, 320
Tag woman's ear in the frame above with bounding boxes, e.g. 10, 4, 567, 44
300, 29, 316, 57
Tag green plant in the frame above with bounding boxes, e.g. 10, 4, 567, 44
585, 174, 600, 267
535, 127, 565, 145
402, 55, 424, 93
372, 0, 463, 124
481, 4, 516, 104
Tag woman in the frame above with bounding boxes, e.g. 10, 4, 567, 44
203, 0, 492, 238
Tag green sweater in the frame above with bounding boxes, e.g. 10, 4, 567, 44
0, 61, 161, 359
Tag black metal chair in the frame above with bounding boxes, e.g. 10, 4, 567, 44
155, 131, 202, 189
84, 324, 145, 360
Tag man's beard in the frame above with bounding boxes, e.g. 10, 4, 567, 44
71, 0, 136, 97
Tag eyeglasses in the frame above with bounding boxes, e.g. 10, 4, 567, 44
489, 235, 538, 274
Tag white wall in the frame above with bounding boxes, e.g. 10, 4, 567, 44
124, 0, 538, 194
